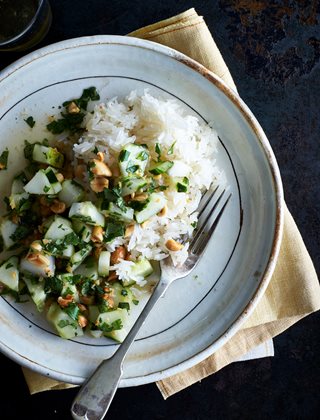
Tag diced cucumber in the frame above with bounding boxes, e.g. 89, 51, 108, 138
74, 256, 98, 280
108, 281, 133, 308
59, 275, 80, 302
24, 167, 62, 195
121, 258, 153, 286
121, 177, 147, 196
23, 276, 46, 312
32, 144, 64, 168
105, 202, 134, 223
69, 202, 105, 226
0, 256, 19, 292
58, 180, 85, 207
67, 244, 92, 272
88, 305, 100, 323
11, 176, 26, 194
9, 192, 30, 211
45, 216, 74, 240
98, 251, 111, 277
44, 216, 75, 259
20, 253, 55, 278
135, 193, 166, 224
96, 308, 129, 342
131, 258, 153, 279
72, 219, 92, 243
0, 218, 18, 249
47, 302, 83, 339
118, 144, 149, 177
149, 160, 173, 175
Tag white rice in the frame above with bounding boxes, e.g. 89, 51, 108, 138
73, 90, 225, 284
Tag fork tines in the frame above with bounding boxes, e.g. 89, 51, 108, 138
190, 186, 231, 256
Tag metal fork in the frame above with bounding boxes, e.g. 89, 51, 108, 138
71, 187, 231, 420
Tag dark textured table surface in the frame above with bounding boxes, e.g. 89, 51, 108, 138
1, 1, 319, 419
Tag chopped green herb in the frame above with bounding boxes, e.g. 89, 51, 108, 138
24, 116, 35, 128
5, 262, 14, 269
136, 150, 149, 161
119, 150, 130, 162
118, 302, 130, 311
132, 299, 139, 305
58, 319, 77, 328
121, 289, 128, 296
44, 276, 63, 295
167, 141, 176, 155
63, 87, 100, 111
9, 225, 32, 242
64, 302, 79, 321
43, 185, 50, 193
98, 318, 123, 333
126, 164, 139, 174
104, 222, 125, 243
149, 160, 173, 175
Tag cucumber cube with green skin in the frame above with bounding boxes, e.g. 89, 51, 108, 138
58, 180, 85, 208
96, 308, 129, 342
72, 219, 92, 243
24, 167, 62, 195
108, 281, 133, 308
135, 193, 167, 224
45, 216, 74, 240
0, 256, 19, 292
59, 276, 80, 302
20, 253, 55, 278
47, 302, 84, 339
45, 216, 75, 259
121, 258, 153, 286
23, 276, 46, 312
121, 177, 147, 196
106, 202, 134, 223
0, 218, 18, 249
9, 192, 30, 211
119, 144, 150, 177
32, 144, 64, 168
98, 251, 111, 277
69, 202, 105, 226
67, 244, 92, 272
75, 257, 98, 281
149, 160, 174, 175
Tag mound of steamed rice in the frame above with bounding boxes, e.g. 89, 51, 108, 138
72, 90, 225, 283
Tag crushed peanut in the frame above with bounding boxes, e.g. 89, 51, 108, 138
90, 159, 112, 177
90, 176, 109, 193
91, 226, 104, 243
78, 315, 88, 328
132, 193, 148, 202
110, 246, 127, 265
165, 238, 184, 251
67, 101, 80, 114
124, 224, 135, 238
50, 200, 66, 214
57, 294, 73, 308
96, 151, 105, 162
56, 173, 64, 183
157, 205, 167, 217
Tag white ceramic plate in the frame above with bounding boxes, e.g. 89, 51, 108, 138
0, 36, 283, 386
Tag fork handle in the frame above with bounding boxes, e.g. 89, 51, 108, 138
71, 278, 169, 420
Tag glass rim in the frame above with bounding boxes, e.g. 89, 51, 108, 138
0, 0, 45, 47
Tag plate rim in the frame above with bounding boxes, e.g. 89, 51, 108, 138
0, 35, 284, 386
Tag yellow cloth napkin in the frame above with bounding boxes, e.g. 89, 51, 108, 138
22, 8, 320, 398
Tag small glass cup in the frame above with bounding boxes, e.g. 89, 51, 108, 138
0, 0, 52, 52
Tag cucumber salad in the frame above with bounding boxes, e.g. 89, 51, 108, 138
0, 88, 224, 342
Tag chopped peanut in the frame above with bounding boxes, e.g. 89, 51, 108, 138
110, 246, 127, 264
30, 241, 42, 252
157, 205, 167, 217
102, 293, 114, 309
107, 272, 118, 282
78, 315, 88, 328
165, 238, 184, 251
133, 193, 148, 202
90, 159, 112, 177
90, 176, 109, 193
74, 164, 86, 180
67, 101, 80, 114
50, 199, 66, 214
80, 295, 95, 305
141, 220, 149, 229
56, 173, 64, 183
27, 252, 50, 267
77, 303, 87, 312
91, 226, 104, 243
96, 151, 104, 162
57, 294, 73, 308
125, 224, 135, 238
